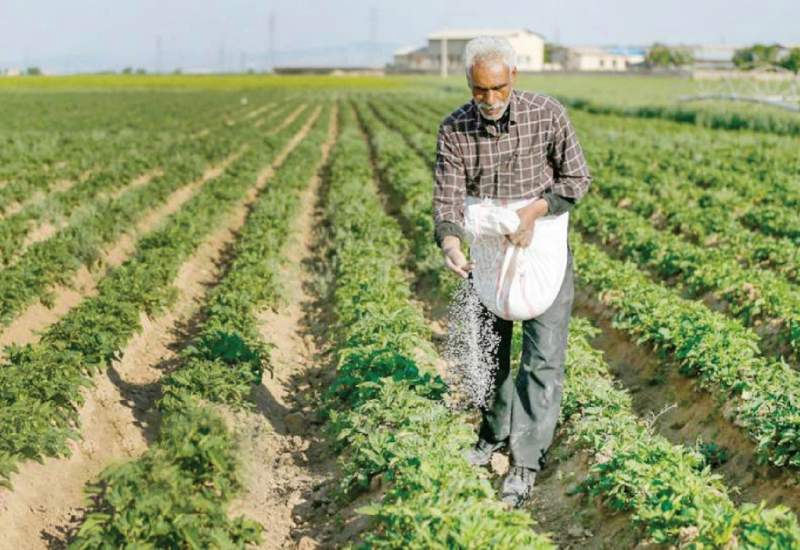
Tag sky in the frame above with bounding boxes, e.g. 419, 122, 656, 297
1, 0, 798, 73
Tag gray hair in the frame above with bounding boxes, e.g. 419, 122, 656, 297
464, 36, 517, 79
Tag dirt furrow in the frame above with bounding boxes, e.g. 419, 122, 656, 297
15, 169, 166, 255
226, 106, 351, 550
0, 108, 324, 550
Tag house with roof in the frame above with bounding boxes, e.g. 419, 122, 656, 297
391, 28, 545, 73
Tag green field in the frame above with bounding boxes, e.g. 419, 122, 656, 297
1, 74, 800, 548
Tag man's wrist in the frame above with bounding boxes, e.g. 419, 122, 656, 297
441, 235, 461, 254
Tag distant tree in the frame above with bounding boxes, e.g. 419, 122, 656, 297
544, 42, 558, 63
779, 48, 800, 73
646, 43, 693, 67
122, 66, 133, 74
173, 68, 183, 74
25, 66, 42, 75
733, 43, 782, 69
135, 67, 147, 74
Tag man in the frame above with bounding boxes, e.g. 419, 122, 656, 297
433, 35, 591, 507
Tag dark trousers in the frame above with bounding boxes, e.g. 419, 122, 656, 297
477, 247, 574, 471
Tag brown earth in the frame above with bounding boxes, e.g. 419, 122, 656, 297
0, 107, 321, 550
227, 105, 366, 550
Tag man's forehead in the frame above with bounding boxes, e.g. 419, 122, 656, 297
470, 61, 512, 86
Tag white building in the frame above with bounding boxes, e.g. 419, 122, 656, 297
552, 47, 630, 71
392, 28, 545, 73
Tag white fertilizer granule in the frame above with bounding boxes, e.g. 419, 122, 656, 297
443, 277, 501, 410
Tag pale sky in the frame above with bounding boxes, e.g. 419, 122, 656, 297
0, 0, 797, 72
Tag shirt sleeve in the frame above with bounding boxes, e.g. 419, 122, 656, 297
548, 103, 591, 203
542, 190, 576, 217
433, 123, 467, 248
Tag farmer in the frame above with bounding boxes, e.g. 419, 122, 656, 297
433, 35, 592, 507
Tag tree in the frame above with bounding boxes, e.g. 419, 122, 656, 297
25, 66, 41, 75
733, 43, 782, 69
646, 43, 693, 67
779, 48, 800, 74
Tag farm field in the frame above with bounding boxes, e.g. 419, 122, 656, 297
1, 74, 800, 549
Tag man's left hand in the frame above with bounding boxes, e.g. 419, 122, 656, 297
507, 198, 549, 248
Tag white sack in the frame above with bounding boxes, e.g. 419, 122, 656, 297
463, 196, 569, 321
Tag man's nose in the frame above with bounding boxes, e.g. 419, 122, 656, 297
486, 91, 500, 104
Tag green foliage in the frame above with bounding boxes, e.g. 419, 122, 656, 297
733, 44, 783, 70
646, 43, 693, 67
0, 99, 310, 486
70, 401, 261, 549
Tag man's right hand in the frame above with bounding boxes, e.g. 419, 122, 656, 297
441, 236, 473, 279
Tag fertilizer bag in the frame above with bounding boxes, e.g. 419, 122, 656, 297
463, 196, 569, 321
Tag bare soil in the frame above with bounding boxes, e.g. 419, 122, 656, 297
227, 106, 367, 550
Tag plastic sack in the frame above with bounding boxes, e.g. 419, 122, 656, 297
463, 195, 569, 321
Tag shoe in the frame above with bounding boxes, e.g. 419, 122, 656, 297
462, 438, 505, 466
501, 466, 536, 507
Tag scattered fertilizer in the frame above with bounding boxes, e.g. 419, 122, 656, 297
443, 277, 501, 410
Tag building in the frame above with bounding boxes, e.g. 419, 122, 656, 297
551, 47, 630, 71
687, 44, 744, 70
391, 28, 545, 73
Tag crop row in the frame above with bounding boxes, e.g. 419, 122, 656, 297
0, 103, 300, 326
0, 95, 257, 217
572, 193, 800, 360
0, 105, 312, 487
558, 95, 800, 137
0, 100, 283, 267
357, 97, 800, 545
321, 104, 553, 548
572, 233, 800, 468
68, 104, 333, 548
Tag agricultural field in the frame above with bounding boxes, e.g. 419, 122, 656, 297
0, 73, 799, 549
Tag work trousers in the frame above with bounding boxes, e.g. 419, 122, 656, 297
477, 246, 574, 471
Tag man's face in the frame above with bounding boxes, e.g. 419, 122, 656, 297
468, 60, 516, 121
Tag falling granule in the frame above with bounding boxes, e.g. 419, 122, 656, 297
443, 277, 501, 410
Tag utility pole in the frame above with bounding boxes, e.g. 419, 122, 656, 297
440, 37, 448, 78
369, 5, 378, 66
268, 10, 276, 72
156, 35, 163, 74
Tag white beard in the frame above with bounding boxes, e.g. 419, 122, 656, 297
478, 96, 511, 121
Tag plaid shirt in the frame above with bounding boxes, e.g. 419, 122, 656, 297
433, 89, 591, 247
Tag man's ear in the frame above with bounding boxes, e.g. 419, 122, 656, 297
510, 66, 517, 85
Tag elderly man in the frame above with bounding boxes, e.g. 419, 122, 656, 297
433, 36, 591, 507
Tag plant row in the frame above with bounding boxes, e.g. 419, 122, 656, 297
0, 103, 300, 326
68, 103, 332, 549
0, 105, 312, 487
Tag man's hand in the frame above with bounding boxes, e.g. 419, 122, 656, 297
441, 235, 473, 279
507, 198, 548, 248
